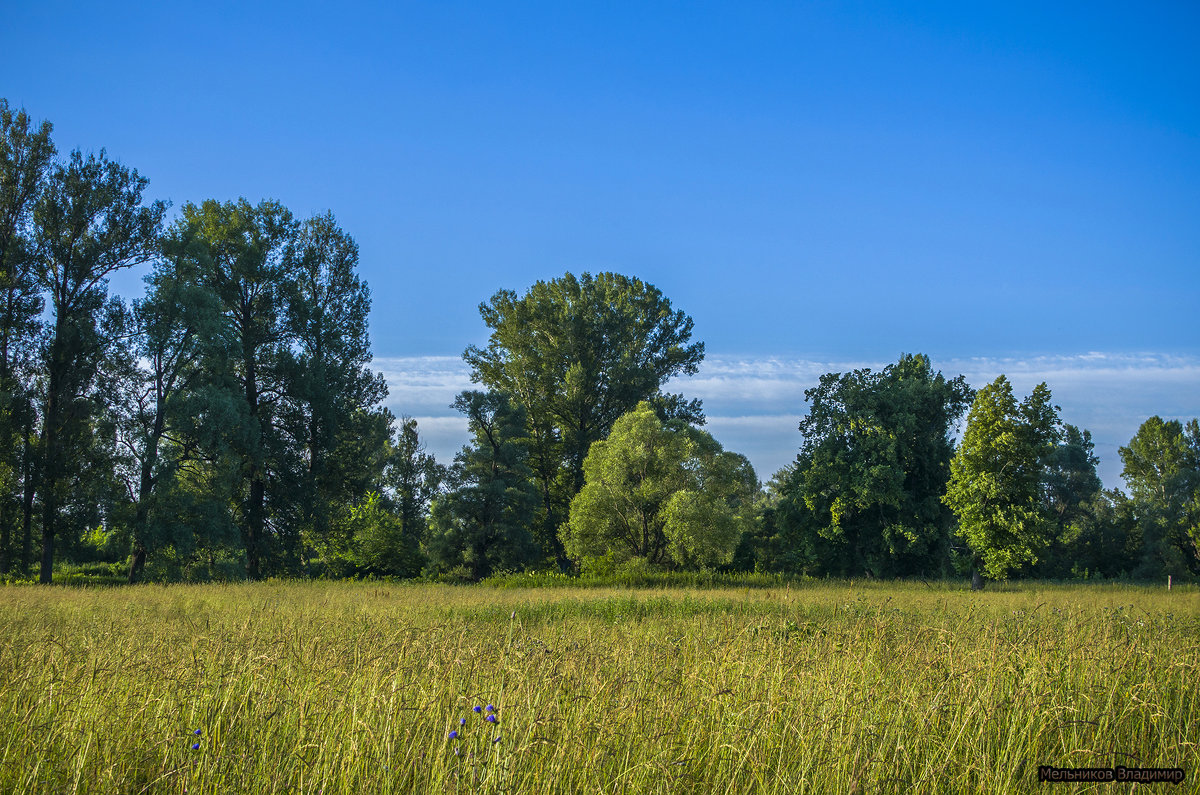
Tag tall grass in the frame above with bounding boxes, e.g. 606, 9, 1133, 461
0, 581, 1195, 793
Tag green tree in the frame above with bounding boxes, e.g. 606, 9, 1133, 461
1043, 488, 1140, 579
347, 490, 421, 577
32, 149, 165, 583
463, 272, 705, 566
183, 198, 298, 579
0, 100, 54, 574
1119, 416, 1200, 578
327, 416, 444, 579
942, 376, 1061, 587
387, 416, 445, 548
562, 402, 757, 570
426, 391, 539, 580
779, 354, 973, 577
1033, 424, 1106, 578
281, 212, 388, 559
115, 217, 233, 582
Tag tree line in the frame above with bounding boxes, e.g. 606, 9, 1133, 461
2, 100, 1197, 586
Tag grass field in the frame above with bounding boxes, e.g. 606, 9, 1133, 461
0, 580, 1196, 793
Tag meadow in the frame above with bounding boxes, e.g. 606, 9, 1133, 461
0, 580, 1196, 794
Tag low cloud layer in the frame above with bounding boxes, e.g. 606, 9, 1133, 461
376, 353, 1200, 490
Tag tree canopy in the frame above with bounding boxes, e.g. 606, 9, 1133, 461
942, 376, 1061, 585
562, 402, 758, 571
1119, 416, 1200, 577
775, 353, 972, 577
463, 272, 705, 566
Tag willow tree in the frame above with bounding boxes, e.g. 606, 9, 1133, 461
562, 402, 758, 571
281, 212, 388, 558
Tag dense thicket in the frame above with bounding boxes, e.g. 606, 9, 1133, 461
1, 99, 1195, 585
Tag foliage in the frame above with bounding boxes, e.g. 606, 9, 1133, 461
0, 100, 53, 575
943, 376, 1061, 582
114, 215, 235, 582
776, 353, 973, 577
281, 212, 389, 556
348, 490, 422, 577
463, 272, 705, 565
1119, 416, 1200, 578
562, 402, 758, 570
32, 147, 166, 582
1032, 425, 1112, 578
386, 416, 445, 548
425, 391, 539, 580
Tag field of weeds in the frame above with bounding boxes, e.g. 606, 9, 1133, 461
0, 580, 1196, 793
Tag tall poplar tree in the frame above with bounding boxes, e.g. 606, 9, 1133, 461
32, 149, 164, 583
281, 212, 388, 553
184, 198, 297, 579
943, 376, 1060, 588
0, 100, 54, 574
115, 218, 233, 582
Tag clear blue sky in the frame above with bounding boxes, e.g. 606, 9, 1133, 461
3, 1, 1198, 483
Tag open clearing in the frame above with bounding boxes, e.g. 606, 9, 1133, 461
0, 581, 1196, 793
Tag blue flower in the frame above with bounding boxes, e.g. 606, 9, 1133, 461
459, 718, 466, 726
486, 704, 495, 712
191, 743, 200, 751
485, 714, 498, 724
492, 736, 501, 744
193, 729, 202, 736
448, 730, 459, 740
473, 706, 482, 713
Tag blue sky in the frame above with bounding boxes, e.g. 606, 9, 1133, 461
3, 1, 1197, 487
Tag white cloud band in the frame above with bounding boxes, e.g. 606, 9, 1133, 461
375, 352, 1200, 490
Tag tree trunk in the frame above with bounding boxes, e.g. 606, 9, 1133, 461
128, 544, 147, 584
39, 412, 57, 586
39, 521, 54, 584
246, 471, 264, 580
971, 568, 985, 591
20, 425, 34, 574
0, 492, 9, 575
128, 421, 159, 584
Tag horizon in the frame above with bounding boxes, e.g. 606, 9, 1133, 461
371, 350, 1200, 492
